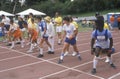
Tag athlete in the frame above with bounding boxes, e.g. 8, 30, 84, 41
91, 16, 116, 74
58, 16, 81, 64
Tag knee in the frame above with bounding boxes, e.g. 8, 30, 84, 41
94, 56, 100, 60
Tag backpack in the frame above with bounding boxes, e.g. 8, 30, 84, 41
95, 29, 108, 40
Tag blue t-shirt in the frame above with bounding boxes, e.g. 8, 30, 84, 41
91, 29, 112, 49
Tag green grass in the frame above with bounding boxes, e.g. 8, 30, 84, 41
71, 9, 120, 17
78, 23, 93, 32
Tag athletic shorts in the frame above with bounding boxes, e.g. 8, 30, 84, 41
4, 25, 10, 31
65, 37, 76, 45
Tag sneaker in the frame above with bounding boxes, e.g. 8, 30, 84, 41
91, 68, 96, 74
72, 52, 77, 56
37, 54, 44, 58
105, 58, 109, 63
6, 43, 12, 46
47, 51, 55, 54
58, 43, 61, 45
27, 50, 33, 53
10, 46, 14, 49
16, 42, 21, 44
58, 59, 63, 64
110, 63, 116, 69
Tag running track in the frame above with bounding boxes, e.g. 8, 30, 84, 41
0, 31, 120, 79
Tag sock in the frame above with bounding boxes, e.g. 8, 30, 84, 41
12, 41, 15, 47
58, 39, 61, 43
48, 47, 51, 51
40, 48, 43, 55
29, 44, 34, 51
60, 53, 64, 60
93, 56, 99, 69
108, 57, 113, 64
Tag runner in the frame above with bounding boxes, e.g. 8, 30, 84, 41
58, 16, 81, 64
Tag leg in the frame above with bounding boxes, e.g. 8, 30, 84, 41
72, 44, 81, 60
57, 32, 62, 45
58, 42, 69, 64
38, 38, 44, 58
91, 47, 101, 74
106, 49, 116, 68
64, 44, 70, 56
10, 37, 15, 49
48, 37, 55, 54
19, 36, 24, 48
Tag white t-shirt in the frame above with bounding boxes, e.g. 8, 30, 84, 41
2, 17, 10, 25
47, 22, 55, 37
63, 23, 76, 38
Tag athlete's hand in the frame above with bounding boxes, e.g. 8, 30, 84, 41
69, 35, 73, 40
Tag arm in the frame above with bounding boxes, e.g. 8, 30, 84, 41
91, 38, 95, 55
109, 38, 113, 49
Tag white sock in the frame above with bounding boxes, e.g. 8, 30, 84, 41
108, 57, 113, 64
29, 44, 34, 51
93, 56, 98, 69
48, 47, 51, 51
40, 48, 43, 55
12, 41, 15, 47
58, 39, 61, 43
60, 53, 64, 60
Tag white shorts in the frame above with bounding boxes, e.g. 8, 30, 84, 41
56, 26, 63, 32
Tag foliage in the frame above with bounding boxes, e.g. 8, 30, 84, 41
0, 0, 120, 15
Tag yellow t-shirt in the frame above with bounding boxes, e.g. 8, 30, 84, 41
104, 23, 109, 30
27, 18, 32, 24
72, 21, 78, 29
54, 16, 62, 26
28, 22, 37, 30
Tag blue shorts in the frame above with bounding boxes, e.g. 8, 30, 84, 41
65, 37, 76, 45
42, 35, 48, 40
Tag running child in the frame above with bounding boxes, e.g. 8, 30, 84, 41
58, 16, 82, 64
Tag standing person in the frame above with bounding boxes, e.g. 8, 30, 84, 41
117, 15, 120, 31
9, 19, 24, 49
54, 12, 63, 45
110, 14, 115, 30
18, 15, 26, 42
1, 15, 11, 45
37, 16, 52, 58
27, 13, 34, 24
44, 16, 55, 54
91, 16, 116, 74
58, 16, 81, 64
0, 22, 7, 41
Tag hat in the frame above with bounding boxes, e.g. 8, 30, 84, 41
44, 16, 51, 22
